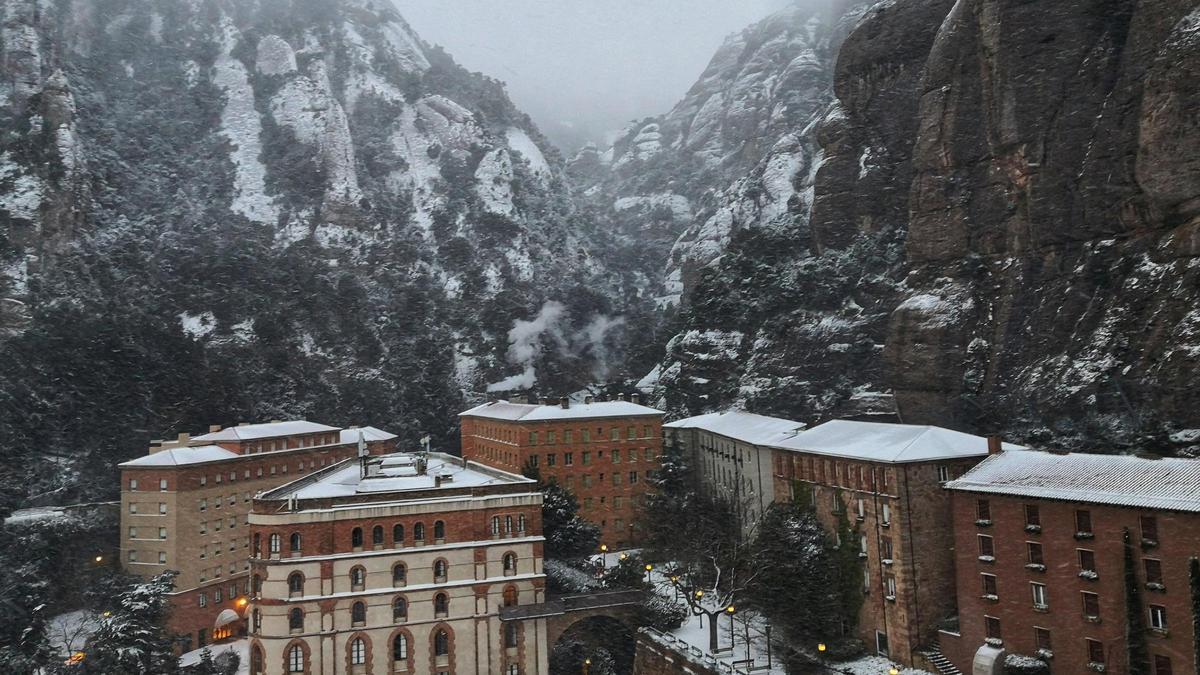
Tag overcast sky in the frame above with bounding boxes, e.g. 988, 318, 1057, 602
393, 0, 795, 152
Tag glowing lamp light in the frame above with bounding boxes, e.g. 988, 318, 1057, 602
94, 555, 103, 563
645, 564, 653, 572
236, 597, 248, 607
599, 544, 608, 553
584, 658, 591, 665
65, 652, 85, 665
725, 605, 735, 614
101, 611, 112, 618
817, 643, 827, 653
889, 668, 900, 675
694, 590, 704, 599
619, 552, 628, 561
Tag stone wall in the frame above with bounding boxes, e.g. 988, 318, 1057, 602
633, 629, 721, 675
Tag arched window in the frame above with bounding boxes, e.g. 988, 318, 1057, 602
287, 644, 304, 672
392, 563, 407, 586
350, 566, 366, 591
393, 523, 404, 545
252, 608, 261, 633
433, 559, 448, 582
350, 637, 366, 665
268, 533, 281, 555
351, 527, 363, 549
372, 525, 384, 546
287, 572, 304, 598
434, 629, 449, 656
393, 633, 409, 661
517, 514, 526, 532
507, 666, 519, 675
351, 601, 366, 626
288, 607, 304, 632
503, 553, 517, 574
393, 596, 407, 621
503, 585, 518, 607
250, 644, 264, 674
252, 533, 261, 557
433, 520, 445, 541
252, 574, 262, 595
434, 592, 449, 617
505, 622, 519, 647
505, 515, 513, 533
413, 522, 425, 542
491, 516, 501, 535
289, 532, 301, 553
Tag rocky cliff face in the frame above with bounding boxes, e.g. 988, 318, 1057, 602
653, 0, 1200, 454
0, 0, 655, 500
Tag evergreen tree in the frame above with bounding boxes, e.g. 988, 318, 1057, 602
1123, 528, 1150, 675
541, 482, 600, 560
81, 571, 180, 675
638, 435, 696, 560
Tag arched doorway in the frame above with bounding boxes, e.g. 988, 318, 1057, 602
549, 616, 636, 675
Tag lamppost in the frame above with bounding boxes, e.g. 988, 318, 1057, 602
598, 544, 608, 572
582, 657, 591, 675
644, 563, 654, 585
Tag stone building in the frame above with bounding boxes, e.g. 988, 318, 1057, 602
459, 396, 663, 547
941, 449, 1200, 675
663, 410, 805, 527
245, 452, 545, 675
770, 420, 1017, 667
118, 421, 398, 651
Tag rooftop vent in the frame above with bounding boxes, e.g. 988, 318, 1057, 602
986, 435, 1003, 455
617, 393, 627, 402
584, 395, 595, 404
559, 397, 569, 409
631, 393, 641, 404
209, 424, 222, 433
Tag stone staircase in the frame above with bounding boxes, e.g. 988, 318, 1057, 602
918, 642, 963, 675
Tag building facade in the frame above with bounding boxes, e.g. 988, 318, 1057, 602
459, 396, 663, 548
118, 421, 398, 651
770, 420, 1010, 667
942, 449, 1200, 675
246, 452, 546, 675
663, 410, 804, 527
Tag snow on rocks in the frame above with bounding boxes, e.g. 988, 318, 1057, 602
179, 311, 217, 339
390, 95, 484, 233
212, 19, 278, 224
474, 147, 516, 215
255, 34, 297, 75
505, 127, 551, 179
0, 151, 44, 220
614, 193, 692, 222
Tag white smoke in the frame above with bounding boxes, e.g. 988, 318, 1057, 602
486, 301, 566, 392
573, 314, 625, 380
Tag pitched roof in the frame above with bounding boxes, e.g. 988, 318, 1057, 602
119, 445, 239, 467
339, 426, 398, 444
945, 449, 1200, 513
771, 420, 1024, 463
664, 410, 805, 446
194, 420, 340, 441
459, 400, 663, 422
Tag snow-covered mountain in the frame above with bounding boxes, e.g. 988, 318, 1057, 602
0, 0, 657, 499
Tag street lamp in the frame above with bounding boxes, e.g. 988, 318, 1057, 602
889, 668, 900, 675
644, 563, 653, 584
93, 555, 103, 564
582, 657, 591, 675
598, 544, 608, 571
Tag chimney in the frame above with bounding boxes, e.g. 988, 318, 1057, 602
539, 397, 549, 406
209, 424, 222, 433
986, 435, 1003, 455
434, 475, 443, 488
631, 393, 641, 405
617, 393, 627, 402
177, 432, 191, 446
584, 395, 595, 404
238, 422, 250, 427
559, 397, 570, 409
509, 394, 526, 404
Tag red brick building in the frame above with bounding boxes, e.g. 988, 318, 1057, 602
770, 420, 1016, 667
245, 452, 545, 675
460, 395, 663, 547
942, 449, 1200, 675
117, 421, 397, 651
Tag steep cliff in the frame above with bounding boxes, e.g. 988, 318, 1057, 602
655, 0, 1200, 454
0, 0, 653, 500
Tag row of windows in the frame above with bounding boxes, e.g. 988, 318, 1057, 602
128, 501, 169, 515
127, 478, 169, 491
241, 433, 340, 456
197, 492, 251, 511
977, 534, 1165, 584
274, 629, 457, 673
128, 526, 169, 540
580, 494, 646, 512
534, 425, 651, 445
199, 560, 246, 582
531, 447, 657, 468
126, 550, 168, 564
197, 581, 247, 607
258, 519, 468, 558
982, 619, 1176, 673
776, 456, 894, 493
277, 554, 521, 599
803, 487, 893, 526
199, 538, 248, 559
976, 499, 1161, 543
199, 516, 244, 533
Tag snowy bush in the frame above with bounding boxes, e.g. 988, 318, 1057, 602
638, 594, 687, 631
1003, 653, 1050, 675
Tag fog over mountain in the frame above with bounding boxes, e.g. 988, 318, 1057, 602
394, 0, 797, 151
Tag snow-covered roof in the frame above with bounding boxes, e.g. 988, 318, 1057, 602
194, 420, 340, 441
945, 449, 1200, 513
339, 426, 398, 444
119, 445, 239, 467
460, 400, 663, 422
664, 410, 805, 446
272, 452, 534, 500
772, 420, 1024, 464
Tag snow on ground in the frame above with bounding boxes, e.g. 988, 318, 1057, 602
505, 127, 551, 178
179, 638, 249, 673
179, 311, 216, 339
0, 152, 44, 220
4, 505, 67, 525
45, 609, 100, 657
474, 147, 516, 215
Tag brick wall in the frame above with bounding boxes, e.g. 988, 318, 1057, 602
633, 630, 721, 675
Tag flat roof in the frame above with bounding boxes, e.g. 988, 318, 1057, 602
460, 400, 663, 422
945, 449, 1200, 513
194, 420, 340, 442
664, 410, 805, 446
771, 420, 1024, 464
119, 445, 239, 467
262, 452, 535, 500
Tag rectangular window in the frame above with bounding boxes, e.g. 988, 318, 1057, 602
129, 479, 138, 491
159, 503, 167, 515
584, 497, 593, 509
1034, 627, 1051, 651
1031, 582, 1047, 607
158, 527, 167, 540
1154, 655, 1173, 675
885, 575, 897, 598
645, 447, 654, 461
612, 449, 621, 463
564, 453, 574, 466
129, 503, 138, 514
158, 552, 167, 564
582, 429, 590, 443
128, 526, 137, 539
610, 427, 619, 441
1076, 509, 1092, 534
937, 465, 950, 482
977, 499, 991, 521
1025, 504, 1040, 527
881, 502, 891, 525
978, 535, 995, 558
529, 455, 539, 468
1149, 605, 1167, 630
582, 474, 592, 488
1082, 591, 1100, 618
1079, 549, 1096, 573
1027, 542, 1044, 565
613, 496, 622, 509
564, 430, 573, 444
529, 432, 538, 445
857, 499, 865, 519
1086, 639, 1105, 664
612, 473, 621, 487
629, 471, 637, 484
881, 538, 893, 560
627, 426, 636, 440
1145, 558, 1163, 585
546, 454, 556, 466
1140, 515, 1158, 543
547, 431, 557, 444
614, 517, 623, 530
582, 451, 591, 465
981, 574, 997, 597
985, 616, 1001, 640
159, 479, 168, 491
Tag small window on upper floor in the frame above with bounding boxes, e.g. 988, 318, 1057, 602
129, 479, 138, 491
1075, 509, 1093, 535
976, 499, 991, 522
937, 466, 950, 482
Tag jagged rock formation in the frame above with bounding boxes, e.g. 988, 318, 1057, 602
652, 0, 1200, 454
0, 0, 654, 500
